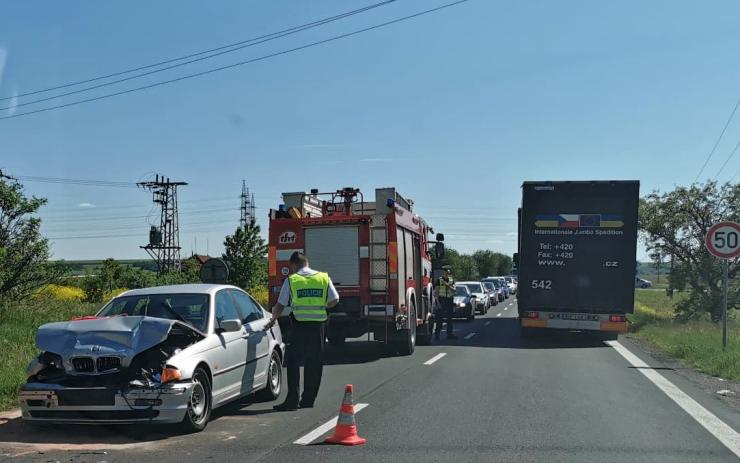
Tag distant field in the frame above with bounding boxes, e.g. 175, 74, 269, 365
60, 259, 157, 275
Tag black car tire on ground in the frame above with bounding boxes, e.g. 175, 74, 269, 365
180, 367, 212, 433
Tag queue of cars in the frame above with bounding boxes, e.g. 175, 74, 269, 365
452, 276, 518, 321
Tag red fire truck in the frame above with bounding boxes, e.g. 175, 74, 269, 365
268, 187, 444, 355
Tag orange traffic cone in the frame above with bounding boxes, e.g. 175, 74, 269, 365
325, 384, 367, 446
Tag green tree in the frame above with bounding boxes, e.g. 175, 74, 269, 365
640, 181, 739, 321
0, 175, 65, 304
222, 220, 267, 292
471, 250, 513, 277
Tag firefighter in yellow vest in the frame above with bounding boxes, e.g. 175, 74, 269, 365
265, 251, 339, 411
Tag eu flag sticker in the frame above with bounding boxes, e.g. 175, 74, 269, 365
579, 214, 601, 228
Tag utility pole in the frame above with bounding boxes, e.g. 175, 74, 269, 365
138, 174, 188, 274
240, 180, 255, 227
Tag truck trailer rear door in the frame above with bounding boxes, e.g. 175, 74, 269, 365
304, 226, 360, 286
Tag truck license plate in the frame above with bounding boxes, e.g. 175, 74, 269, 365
548, 313, 598, 321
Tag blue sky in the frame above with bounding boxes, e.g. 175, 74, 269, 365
2, 0, 740, 261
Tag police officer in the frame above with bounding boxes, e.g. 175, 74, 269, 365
265, 251, 339, 411
434, 265, 458, 340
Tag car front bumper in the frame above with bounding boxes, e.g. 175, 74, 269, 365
19, 380, 195, 424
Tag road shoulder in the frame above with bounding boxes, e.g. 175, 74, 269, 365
618, 335, 740, 433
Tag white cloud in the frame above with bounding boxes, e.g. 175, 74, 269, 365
78, 202, 96, 208
297, 144, 348, 149
358, 157, 399, 163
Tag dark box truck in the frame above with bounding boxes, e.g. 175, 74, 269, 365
516, 180, 640, 338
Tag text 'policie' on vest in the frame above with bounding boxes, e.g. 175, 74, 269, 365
289, 272, 330, 322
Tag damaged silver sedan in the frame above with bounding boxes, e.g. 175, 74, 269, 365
19, 284, 284, 431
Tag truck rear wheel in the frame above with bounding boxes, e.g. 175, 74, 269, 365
395, 305, 416, 356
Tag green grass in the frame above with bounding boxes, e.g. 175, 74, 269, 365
636, 321, 740, 381
629, 289, 739, 381
0, 299, 98, 410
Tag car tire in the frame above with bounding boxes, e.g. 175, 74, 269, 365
180, 367, 212, 433
396, 304, 416, 356
255, 350, 282, 402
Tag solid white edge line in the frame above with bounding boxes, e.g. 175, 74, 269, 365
293, 403, 369, 445
424, 353, 447, 365
607, 341, 740, 458
464, 332, 476, 340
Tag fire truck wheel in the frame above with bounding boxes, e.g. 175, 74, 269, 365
395, 304, 416, 356
416, 316, 433, 346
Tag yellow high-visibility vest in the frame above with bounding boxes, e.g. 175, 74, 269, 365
438, 275, 455, 297
289, 272, 330, 322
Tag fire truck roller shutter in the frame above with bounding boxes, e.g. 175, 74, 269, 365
304, 226, 360, 286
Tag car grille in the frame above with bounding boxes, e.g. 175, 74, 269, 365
96, 356, 121, 372
72, 357, 94, 373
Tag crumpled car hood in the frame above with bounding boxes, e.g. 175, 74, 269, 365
36, 316, 194, 372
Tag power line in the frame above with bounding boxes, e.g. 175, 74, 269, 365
713, 136, 740, 180
0, 1, 396, 111
15, 175, 137, 188
695, 97, 740, 182
0, 0, 470, 121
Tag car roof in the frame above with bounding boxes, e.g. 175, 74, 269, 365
119, 284, 240, 297
458, 281, 482, 285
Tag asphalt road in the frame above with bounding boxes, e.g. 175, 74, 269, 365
2, 298, 739, 462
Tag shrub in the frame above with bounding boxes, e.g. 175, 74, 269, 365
34, 284, 84, 302
250, 285, 269, 308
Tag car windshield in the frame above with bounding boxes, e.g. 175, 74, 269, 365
486, 279, 500, 288
465, 283, 482, 293
98, 293, 209, 332
504, 277, 513, 283
454, 286, 469, 297
483, 282, 495, 291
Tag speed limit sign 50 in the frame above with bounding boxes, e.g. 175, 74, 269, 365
705, 221, 740, 259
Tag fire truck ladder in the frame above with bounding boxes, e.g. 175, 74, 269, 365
368, 214, 389, 343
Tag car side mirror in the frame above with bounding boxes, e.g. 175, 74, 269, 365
218, 319, 243, 332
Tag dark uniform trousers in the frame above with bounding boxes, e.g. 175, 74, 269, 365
285, 317, 324, 405
435, 296, 454, 335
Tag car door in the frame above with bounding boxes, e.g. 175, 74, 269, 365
230, 289, 270, 393
212, 289, 249, 402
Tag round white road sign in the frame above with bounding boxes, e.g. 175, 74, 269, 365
705, 221, 740, 259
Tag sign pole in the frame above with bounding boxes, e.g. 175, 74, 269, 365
722, 258, 728, 352
704, 221, 739, 352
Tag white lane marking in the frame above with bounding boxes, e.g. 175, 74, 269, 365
484, 321, 491, 327
293, 403, 369, 445
464, 332, 476, 340
496, 313, 502, 317
504, 307, 508, 311
424, 353, 447, 365
607, 341, 740, 458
